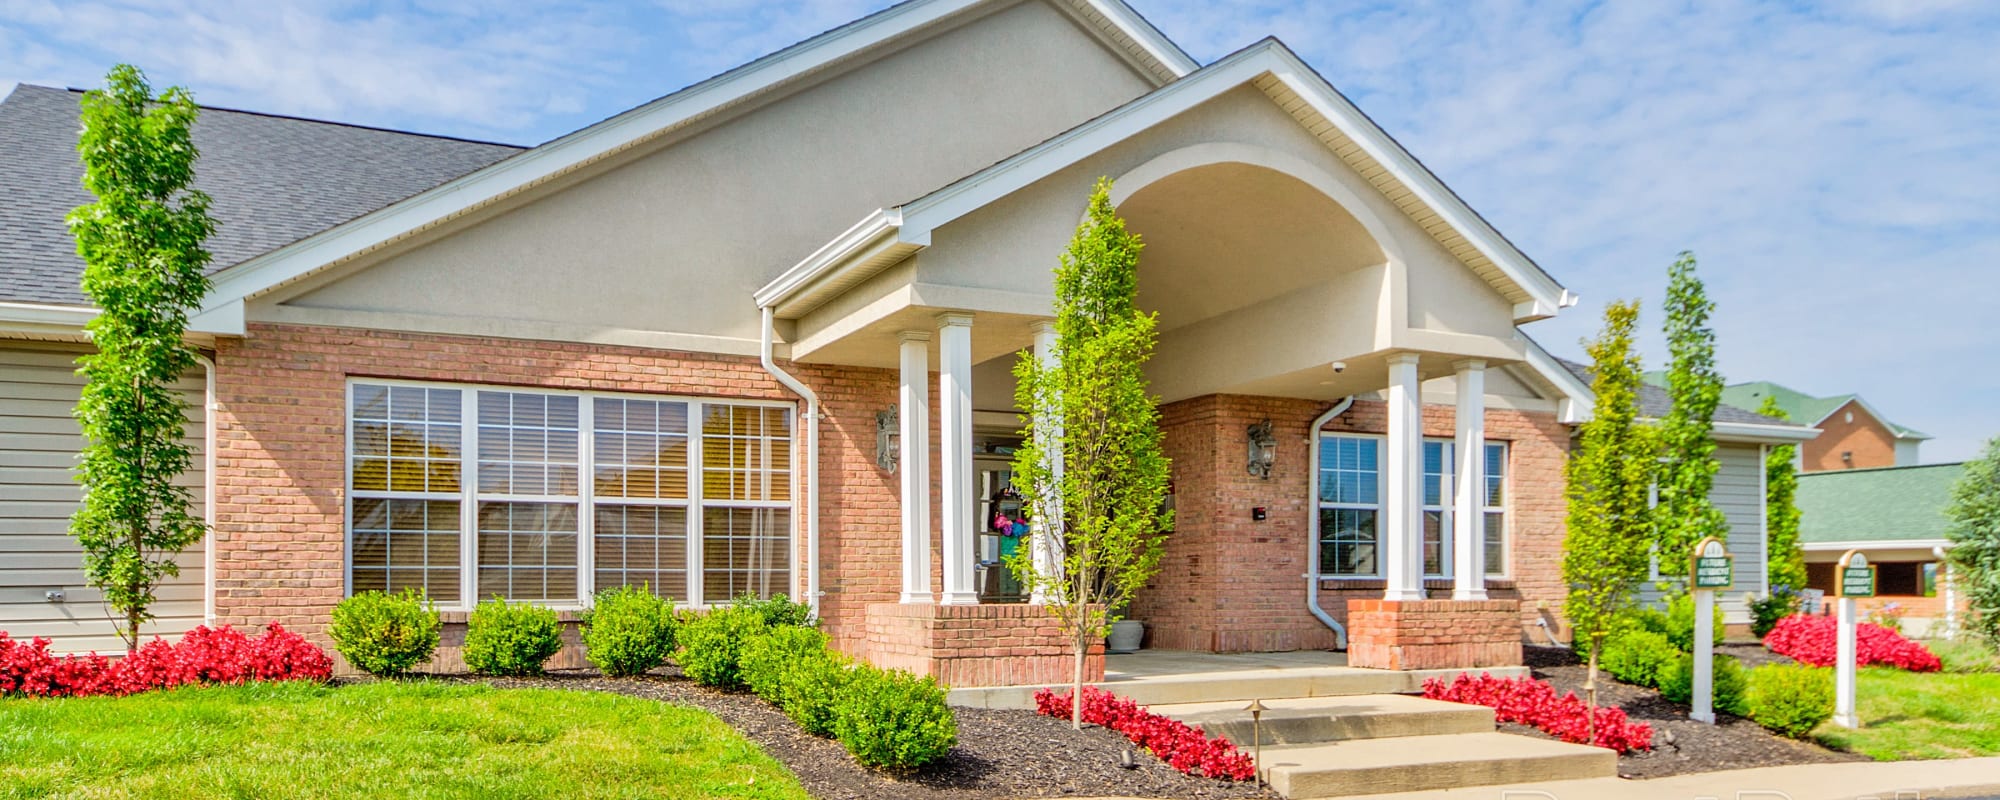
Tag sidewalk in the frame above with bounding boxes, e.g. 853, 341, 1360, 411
1335, 757, 2000, 800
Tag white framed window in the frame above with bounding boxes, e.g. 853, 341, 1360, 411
1315, 434, 1509, 580
1317, 435, 1381, 577
345, 379, 793, 610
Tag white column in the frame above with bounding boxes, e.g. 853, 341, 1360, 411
1834, 596, 1860, 727
1451, 359, 1488, 600
1030, 321, 1063, 605
937, 312, 979, 605
898, 331, 934, 604
1384, 352, 1424, 601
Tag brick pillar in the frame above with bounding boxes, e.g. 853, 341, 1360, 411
864, 602, 1102, 687
1346, 599, 1523, 670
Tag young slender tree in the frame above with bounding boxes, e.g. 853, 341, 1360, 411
1758, 396, 1808, 594
1010, 178, 1171, 729
66, 65, 215, 650
1654, 252, 1728, 581
1945, 435, 2000, 648
1563, 300, 1657, 721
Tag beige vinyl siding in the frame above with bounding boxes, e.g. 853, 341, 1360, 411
0, 342, 206, 653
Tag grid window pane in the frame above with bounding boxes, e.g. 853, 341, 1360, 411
1422, 441, 1448, 506
701, 507, 792, 603
1319, 508, 1378, 576
475, 501, 578, 603
350, 497, 460, 602
1317, 437, 1379, 505
1485, 443, 1506, 506
1423, 509, 1446, 576
1484, 512, 1506, 576
701, 404, 793, 502
594, 505, 688, 600
351, 385, 460, 493
593, 397, 690, 500
477, 392, 579, 496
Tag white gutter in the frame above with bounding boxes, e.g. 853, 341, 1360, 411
759, 308, 822, 616
1801, 538, 1950, 552
1306, 397, 1356, 649
194, 353, 218, 625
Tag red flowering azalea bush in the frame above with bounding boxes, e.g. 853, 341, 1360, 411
1035, 686, 1255, 781
1423, 673, 1653, 754
1763, 614, 1940, 672
0, 624, 331, 698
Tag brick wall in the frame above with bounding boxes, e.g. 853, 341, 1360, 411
865, 602, 1101, 687
1802, 399, 1897, 471
1132, 394, 1570, 652
1346, 599, 1523, 670
209, 322, 909, 668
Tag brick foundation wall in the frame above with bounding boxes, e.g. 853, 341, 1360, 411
1346, 599, 1523, 670
865, 603, 1101, 687
209, 322, 909, 670
1132, 394, 1570, 653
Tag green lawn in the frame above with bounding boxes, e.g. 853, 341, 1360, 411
1815, 668, 2000, 760
0, 680, 809, 800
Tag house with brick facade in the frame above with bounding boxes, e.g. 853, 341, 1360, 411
1645, 374, 1932, 471
0, 0, 1814, 683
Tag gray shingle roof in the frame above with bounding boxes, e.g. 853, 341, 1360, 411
1556, 357, 1798, 426
0, 84, 523, 306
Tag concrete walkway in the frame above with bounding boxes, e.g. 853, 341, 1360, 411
1330, 757, 2000, 800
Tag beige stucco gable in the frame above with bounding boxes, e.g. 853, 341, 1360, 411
254, 0, 1161, 355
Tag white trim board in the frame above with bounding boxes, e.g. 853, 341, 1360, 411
189, 0, 1191, 334
1802, 538, 1950, 552
760, 39, 1572, 323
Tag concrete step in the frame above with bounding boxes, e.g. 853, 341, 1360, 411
947, 665, 1529, 709
1151, 694, 1495, 746
1258, 732, 1618, 799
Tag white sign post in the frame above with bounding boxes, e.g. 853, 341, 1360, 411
1833, 550, 1875, 729
1689, 537, 1732, 725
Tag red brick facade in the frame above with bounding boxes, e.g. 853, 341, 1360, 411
1131, 394, 1570, 652
864, 603, 1102, 687
1346, 600, 1523, 670
1801, 399, 1897, 472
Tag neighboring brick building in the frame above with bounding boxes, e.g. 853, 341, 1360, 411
0, 0, 1813, 685
1695, 378, 1930, 471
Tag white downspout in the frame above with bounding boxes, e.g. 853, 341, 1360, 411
1933, 545, 1954, 639
760, 308, 821, 616
1307, 397, 1356, 649
194, 353, 218, 625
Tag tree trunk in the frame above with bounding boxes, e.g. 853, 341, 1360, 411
1072, 630, 1087, 729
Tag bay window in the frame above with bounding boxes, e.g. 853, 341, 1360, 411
346, 380, 793, 609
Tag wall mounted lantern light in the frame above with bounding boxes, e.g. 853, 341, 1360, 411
876, 408, 899, 473
1246, 419, 1277, 480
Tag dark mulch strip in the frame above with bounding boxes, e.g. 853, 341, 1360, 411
1518, 645, 1863, 779
454, 668, 1273, 800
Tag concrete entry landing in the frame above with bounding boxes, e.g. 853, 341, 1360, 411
946, 650, 1528, 710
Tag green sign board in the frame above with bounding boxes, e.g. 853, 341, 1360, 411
1841, 566, 1876, 598
1691, 538, 1732, 590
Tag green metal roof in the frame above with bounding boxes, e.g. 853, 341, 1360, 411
1796, 462, 1964, 543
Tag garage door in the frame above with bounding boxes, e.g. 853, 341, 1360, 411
0, 341, 207, 654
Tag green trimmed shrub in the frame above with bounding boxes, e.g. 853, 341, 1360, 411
832, 664, 957, 770
740, 625, 830, 702
779, 648, 854, 736
1749, 588, 1800, 639
1664, 594, 1726, 652
329, 589, 441, 676
463, 597, 564, 676
733, 593, 815, 629
676, 606, 769, 689
1659, 652, 1748, 717
1745, 663, 1833, 738
582, 585, 677, 677
1601, 629, 1679, 688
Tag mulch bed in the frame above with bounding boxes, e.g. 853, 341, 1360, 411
458, 667, 1274, 800
1517, 645, 1866, 778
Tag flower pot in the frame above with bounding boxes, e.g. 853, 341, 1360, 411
1106, 620, 1145, 654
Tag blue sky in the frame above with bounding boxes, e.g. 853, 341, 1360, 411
4, 0, 1996, 461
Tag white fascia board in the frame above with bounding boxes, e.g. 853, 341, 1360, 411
755, 209, 906, 309
0, 301, 97, 331
1081, 0, 1198, 76
197, 0, 997, 316
1259, 47, 1566, 315
1522, 337, 1593, 424
1712, 420, 1822, 443
1802, 538, 1950, 552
